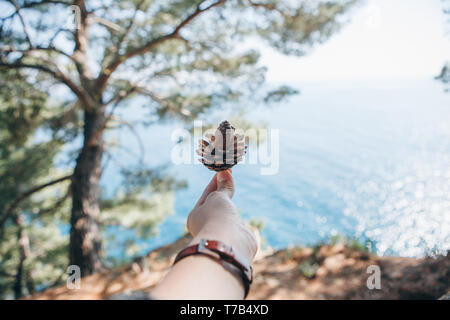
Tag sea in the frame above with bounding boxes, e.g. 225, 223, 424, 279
101, 77, 450, 259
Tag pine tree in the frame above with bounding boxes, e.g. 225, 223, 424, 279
0, 69, 70, 299
437, 1, 449, 92
0, 0, 357, 281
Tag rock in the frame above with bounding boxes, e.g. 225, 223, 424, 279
323, 253, 346, 271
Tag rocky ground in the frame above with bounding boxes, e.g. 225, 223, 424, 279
27, 235, 449, 300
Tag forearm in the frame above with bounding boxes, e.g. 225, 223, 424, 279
151, 220, 256, 300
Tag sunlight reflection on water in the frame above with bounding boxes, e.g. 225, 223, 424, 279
236, 79, 450, 257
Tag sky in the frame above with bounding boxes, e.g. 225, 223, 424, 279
261, 0, 450, 82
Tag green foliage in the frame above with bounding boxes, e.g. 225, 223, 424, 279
248, 0, 357, 55
436, 62, 449, 93
247, 216, 266, 249
314, 234, 376, 254
437, 1, 450, 92
298, 259, 319, 279
0, 70, 70, 299
264, 85, 300, 104
99, 166, 187, 264
0, 74, 47, 151
248, 216, 265, 232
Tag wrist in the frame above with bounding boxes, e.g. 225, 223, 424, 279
191, 218, 258, 265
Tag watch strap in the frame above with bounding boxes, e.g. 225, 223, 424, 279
173, 239, 253, 297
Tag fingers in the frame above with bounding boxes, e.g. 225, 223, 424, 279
194, 174, 218, 209
216, 169, 234, 199
194, 169, 234, 210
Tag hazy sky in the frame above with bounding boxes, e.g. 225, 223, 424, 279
262, 0, 450, 82
2, 0, 447, 82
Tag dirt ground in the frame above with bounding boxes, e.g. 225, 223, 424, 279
26, 235, 450, 300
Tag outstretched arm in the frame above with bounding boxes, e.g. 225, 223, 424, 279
151, 170, 258, 299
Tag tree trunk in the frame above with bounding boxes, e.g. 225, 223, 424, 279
14, 214, 31, 299
69, 109, 104, 276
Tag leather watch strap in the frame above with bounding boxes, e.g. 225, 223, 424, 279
173, 239, 253, 297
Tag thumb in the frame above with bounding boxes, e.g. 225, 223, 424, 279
216, 170, 234, 198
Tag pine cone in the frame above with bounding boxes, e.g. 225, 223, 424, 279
197, 120, 247, 171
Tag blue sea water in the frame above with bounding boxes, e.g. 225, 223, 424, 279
103, 77, 450, 258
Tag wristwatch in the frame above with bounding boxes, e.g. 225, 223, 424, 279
173, 239, 253, 297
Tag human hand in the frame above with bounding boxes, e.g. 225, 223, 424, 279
187, 169, 259, 265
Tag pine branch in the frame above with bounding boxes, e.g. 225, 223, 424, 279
108, 81, 171, 112
0, 61, 94, 109
95, 0, 226, 92
8, 0, 33, 47
1, 2, 72, 35
90, 15, 124, 33
15, 0, 70, 9
115, 0, 146, 50
0, 45, 76, 63
35, 187, 71, 217
104, 86, 138, 107
247, 0, 276, 10
115, 119, 146, 165
73, 0, 94, 81
0, 174, 73, 234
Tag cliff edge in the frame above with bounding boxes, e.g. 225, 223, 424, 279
26, 235, 449, 300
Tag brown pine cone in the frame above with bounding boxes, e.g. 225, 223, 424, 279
197, 120, 247, 171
